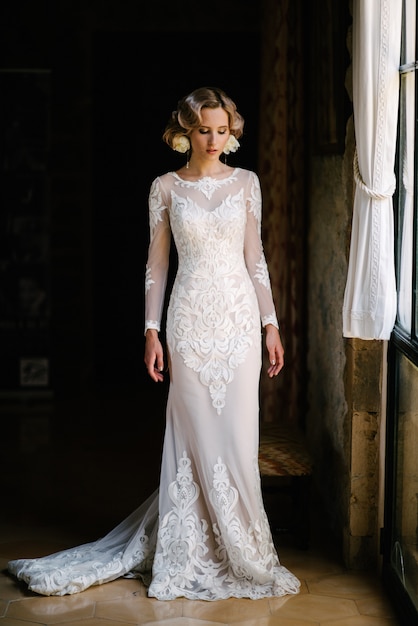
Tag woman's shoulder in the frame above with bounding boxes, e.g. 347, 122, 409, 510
151, 171, 176, 186
234, 168, 261, 192
149, 172, 178, 197
234, 167, 259, 182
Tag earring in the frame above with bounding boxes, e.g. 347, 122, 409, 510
186, 150, 190, 169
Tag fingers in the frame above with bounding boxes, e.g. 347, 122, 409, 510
145, 354, 164, 382
144, 333, 164, 382
146, 363, 164, 383
264, 325, 284, 378
267, 353, 284, 378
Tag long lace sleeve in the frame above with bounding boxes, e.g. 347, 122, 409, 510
144, 177, 171, 335
244, 172, 279, 329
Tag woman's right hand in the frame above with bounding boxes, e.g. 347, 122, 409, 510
144, 329, 164, 382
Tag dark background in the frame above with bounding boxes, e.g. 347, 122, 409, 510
91, 31, 260, 388
0, 3, 262, 533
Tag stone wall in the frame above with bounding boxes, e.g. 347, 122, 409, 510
306, 10, 385, 566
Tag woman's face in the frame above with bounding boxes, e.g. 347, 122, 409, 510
189, 107, 230, 161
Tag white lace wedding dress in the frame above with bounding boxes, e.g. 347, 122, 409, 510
8, 167, 300, 600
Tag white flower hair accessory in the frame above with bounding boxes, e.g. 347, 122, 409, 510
223, 134, 240, 155
172, 135, 190, 153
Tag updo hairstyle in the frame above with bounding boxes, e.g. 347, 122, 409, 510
162, 86, 244, 149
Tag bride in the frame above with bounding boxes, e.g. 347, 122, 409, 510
8, 86, 300, 601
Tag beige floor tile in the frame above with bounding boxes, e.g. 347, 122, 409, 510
0, 570, 32, 601
227, 616, 315, 626
182, 597, 271, 622
95, 594, 183, 623
5, 594, 95, 623
270, 593, 359, 621
0, 598, 7, 618
77, 577, 146, 601
323, 616, 399, 626
286, 554, 346, 581
307, 572, 384, 599
53, 617, 131, 626
355, 594, 399, 619
0, 618, 45, 626
141, 617, 228, 626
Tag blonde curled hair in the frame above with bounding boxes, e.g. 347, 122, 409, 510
162, 86, 244, 149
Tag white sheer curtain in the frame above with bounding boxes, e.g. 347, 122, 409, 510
398, 1, 416, 332
343, 0, 402, 339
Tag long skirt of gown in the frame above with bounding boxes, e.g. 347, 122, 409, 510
8, 331, 301, 600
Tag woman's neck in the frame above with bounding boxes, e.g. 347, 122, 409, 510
177, 159, 232, 180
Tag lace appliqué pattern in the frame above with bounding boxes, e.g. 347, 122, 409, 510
149, 452, 298, 601
9, 534, 153, 597
172, 170, 238, 201
247, 174, 262, 232
149, 452, 224, 600
167, 190, 256, 415
254, 254, 272, 290
149, 178, 167, 236
261, 313, 279, 329
144, 319, 160, 334
145, 266, 155, 294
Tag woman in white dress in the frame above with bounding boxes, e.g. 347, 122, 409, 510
8, 87, 300, 601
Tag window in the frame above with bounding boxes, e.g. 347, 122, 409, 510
383, 2, 418, 624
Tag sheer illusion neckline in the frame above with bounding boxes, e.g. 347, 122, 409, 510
171, 168, 239, 184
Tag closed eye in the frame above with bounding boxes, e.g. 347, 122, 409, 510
199, 127, 229, 135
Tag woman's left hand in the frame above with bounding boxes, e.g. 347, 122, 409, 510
264, 324, 284, 377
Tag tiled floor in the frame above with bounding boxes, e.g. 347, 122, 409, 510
0, 519, 400, 625
0, 389, 403, 624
